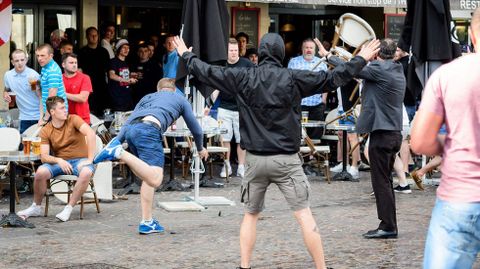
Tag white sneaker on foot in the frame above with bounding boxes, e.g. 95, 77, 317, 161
331, 162, 350, 173
348, 166, 360, 179
17, 203, 42, 218
237, 164, 245, 178
56, 205, 73, 222
220, 162, 232, 178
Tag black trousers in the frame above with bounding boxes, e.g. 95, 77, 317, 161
301, 103, 326, 139
368, 130, 402, 232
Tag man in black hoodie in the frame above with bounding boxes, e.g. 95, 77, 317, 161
173, 33, 379, 269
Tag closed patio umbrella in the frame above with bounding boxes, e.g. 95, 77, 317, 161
398, 0, 461, 99
176, 0, 229, 98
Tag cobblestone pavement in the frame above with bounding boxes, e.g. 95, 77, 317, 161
1, 171, 479, 269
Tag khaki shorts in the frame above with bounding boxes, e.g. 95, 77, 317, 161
241, 152, 311, 213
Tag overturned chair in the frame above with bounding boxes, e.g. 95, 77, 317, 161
300, 127, 331, 183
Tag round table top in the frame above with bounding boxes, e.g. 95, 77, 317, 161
164, 127, 228, 137
301, 121, 325, 128
0, 151, 40, 162
326, 124, 357, 131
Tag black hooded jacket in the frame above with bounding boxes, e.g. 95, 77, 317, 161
182, 33, 367, 154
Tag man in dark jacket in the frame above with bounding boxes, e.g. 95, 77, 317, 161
356, 39, 406, 239
173, 33, 379, 269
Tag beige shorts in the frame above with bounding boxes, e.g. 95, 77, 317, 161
241, 152, 311, 213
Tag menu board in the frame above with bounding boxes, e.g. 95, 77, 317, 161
231, 7, 260, 47
385, 14, 406, 42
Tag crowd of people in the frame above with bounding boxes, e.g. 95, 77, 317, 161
3, 7, 480, 269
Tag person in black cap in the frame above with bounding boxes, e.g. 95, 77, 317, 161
245, 48, 258, 65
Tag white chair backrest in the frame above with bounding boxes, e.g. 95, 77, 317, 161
0, 128, 21, 151
325, 108, 339, 125
22, 124, 42, 137
336, 13, 376, 48
95, 135, 103, 154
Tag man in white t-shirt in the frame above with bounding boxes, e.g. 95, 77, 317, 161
3, 49, 41, 133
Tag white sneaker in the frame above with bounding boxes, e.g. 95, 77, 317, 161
56, 205, 73, 222
17, 203, 42, 218
220, 162, 232, 178
330, 162, 349, 173
237, 164, 245, 178
348, 166, 360, 179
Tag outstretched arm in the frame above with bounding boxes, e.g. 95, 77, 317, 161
295, 40, 380, 97
172, 36, 243, 97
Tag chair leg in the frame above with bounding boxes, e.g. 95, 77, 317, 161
80, 196, 84, 220
44, 180, 50, 217
324, 153, 331, 184
90, 181, 100, 214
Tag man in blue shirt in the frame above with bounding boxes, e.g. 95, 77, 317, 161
288, 38, 328, 139
94, 78, 208, 234
162, 35, 182, 95
3, 49, 41, 133
36, 43, 68, 123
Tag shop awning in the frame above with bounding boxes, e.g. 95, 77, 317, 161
226, 0, 478, 10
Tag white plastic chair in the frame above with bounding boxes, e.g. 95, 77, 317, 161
0, 128, 21, 202
331, 13, 376, 59
44, 135, 106, 219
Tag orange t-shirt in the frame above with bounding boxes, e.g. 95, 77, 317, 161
39, 114, 88, 160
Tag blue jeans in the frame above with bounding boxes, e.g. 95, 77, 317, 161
20, 120, 38, 134
404, 105, 416, 123
424, 198, 480, 269
40, 158, 95, 177
123, 122, 165, 167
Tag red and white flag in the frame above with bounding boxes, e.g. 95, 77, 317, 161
0, 0, 12, 47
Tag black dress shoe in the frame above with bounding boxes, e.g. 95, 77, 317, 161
362, 229, 397, 239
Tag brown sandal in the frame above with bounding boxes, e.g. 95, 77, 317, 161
410, 169, 425, 191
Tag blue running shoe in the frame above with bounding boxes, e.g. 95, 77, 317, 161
138, 219, 165, 234
93, 137, 122, 164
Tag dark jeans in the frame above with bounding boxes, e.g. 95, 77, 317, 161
368, 130, 402, 232
20, 120, 38, 134
301, 103, 326, 139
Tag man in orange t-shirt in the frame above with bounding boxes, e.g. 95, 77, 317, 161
62, 53, 92, 124
17, 96, 96, 222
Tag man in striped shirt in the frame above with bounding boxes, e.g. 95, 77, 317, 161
36, 43, 68, 123
288, 38, 328, 139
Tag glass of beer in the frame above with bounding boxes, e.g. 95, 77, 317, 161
28, 76, 38, 91
301, 111, 309, 123
22, 137, 32, 155
32, 138, 41, 155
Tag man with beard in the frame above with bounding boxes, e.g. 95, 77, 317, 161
288, 38, 328, 140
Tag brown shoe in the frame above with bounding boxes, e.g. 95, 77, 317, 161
411, 169, 424, 191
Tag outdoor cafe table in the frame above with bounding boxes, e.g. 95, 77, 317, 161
162, 127, 227, 191
301, 120, 325, 128
0, 151, 39, 228
326, 124, 357, 182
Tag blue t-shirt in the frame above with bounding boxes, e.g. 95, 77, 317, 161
40, 60, 68, 112
118, 90, 204, 150
4, 67, 41, 121
163, 50, 183, 95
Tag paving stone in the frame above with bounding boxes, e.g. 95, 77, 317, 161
1, 171, 479, 268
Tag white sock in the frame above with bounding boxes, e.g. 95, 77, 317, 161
399, 183, 408, 187
64, 205, 73, 211
142, 219, 153, 224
